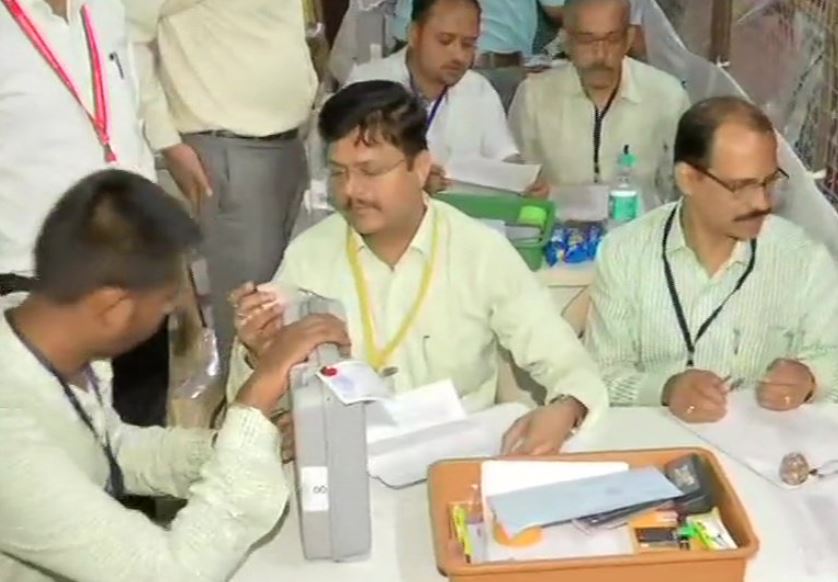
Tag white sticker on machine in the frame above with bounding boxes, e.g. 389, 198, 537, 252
300, 466, 329, 512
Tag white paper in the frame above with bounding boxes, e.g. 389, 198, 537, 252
445, 156, 541, 193
366, 402, 530, 488
365, 379, 465, 443
680, 390, 838, 487
299, 466, 329, 512
480, 460, 630, 562
316, 359, 393, 405
551, 184, 610, 222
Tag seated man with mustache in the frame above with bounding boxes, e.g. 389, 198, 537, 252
585, 96, 838, 422
229, 80, 608, 459
346, 0, 546, 196
509, 0, 689, 210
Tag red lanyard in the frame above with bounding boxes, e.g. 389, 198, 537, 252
2, 0, 115, 163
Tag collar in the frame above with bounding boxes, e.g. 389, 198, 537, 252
349, 198, 436, 260
565, 58, 642, 106
664, 201, 752, 266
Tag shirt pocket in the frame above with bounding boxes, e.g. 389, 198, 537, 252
733, 323, 798, 379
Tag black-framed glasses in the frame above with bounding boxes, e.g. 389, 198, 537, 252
692, 165, 790, 199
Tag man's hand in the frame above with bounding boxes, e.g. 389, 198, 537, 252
163, 143, 212, 212
500, 397, 586, 455
425, 164, 451, 195
272, 409, 295, 463
757, 359, 815, 411
230, 282, 283, 365
235, 314, 351, 417
524, 177, 550, 199
663, 369, 728, 423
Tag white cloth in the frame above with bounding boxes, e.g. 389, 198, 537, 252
346, 48, 519, 164
0, 0, 154, 276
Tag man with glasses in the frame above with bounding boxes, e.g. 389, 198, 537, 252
509, 0, 689, 209
228, 80, 608, 458
585, 96, 838, 422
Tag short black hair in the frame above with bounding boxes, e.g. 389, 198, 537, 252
320, 80, 428, 160
674, 96, 775, 169
411, 0, 481, 24
34, 169, 201, 303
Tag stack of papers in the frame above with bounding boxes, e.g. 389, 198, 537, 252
480, 460, 637, 562
488, 466, 683, 537
364, 381, 530, 487
680, 390, 838, 488
445, 157, 541, 195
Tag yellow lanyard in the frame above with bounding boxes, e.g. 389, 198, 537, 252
346, 214, 440, 372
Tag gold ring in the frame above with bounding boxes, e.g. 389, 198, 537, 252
686, 405, 696, 415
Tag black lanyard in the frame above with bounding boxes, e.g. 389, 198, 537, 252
592, 82, 620, 183
5, 312, 125, 498
408, 71, 448, 134
662, 206, 757, 368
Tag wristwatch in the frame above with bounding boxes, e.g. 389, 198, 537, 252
548, 393, 586, 432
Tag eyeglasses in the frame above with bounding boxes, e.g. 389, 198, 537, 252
327, 158, 407, 190
568, 29, 628, 49
691, 165, 790, 200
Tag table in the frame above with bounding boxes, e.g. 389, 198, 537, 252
231, 407, 837, 582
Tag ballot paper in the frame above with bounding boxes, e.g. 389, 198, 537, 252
445, 157, 541, 194
480, 460, 632, 562
365, 386, 530, 487
679, 390, 838, 488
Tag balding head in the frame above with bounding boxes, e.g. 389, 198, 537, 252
563, 0, 631, 30
564, 0, 633, 92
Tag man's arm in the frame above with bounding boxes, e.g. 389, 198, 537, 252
585, 234, 682, 405
0, 403, 286, 582
486, 234, 608, 427
124, 0, 181, 151
108, 418, 214, 498
793, 246, 838, 401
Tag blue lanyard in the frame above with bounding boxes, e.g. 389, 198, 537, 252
425, 87, 448, 133
408, 71, 449, 134
5, 312, 125, 498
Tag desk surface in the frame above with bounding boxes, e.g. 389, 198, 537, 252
231, 407, 835, 582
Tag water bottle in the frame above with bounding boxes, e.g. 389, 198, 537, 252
608, 145, 640, 229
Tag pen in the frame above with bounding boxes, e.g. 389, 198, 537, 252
109, 52, 124, 79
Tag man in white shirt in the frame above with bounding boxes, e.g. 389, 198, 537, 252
586, 96, 838, 421
0, 0, 169, 475
229, 81, 608, 459
346, 0, 544, 195
126, 0, 318, 375
0, 169, 349, 582
510, 0, 690, 210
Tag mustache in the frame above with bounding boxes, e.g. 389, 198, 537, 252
340, 198, 381, 212
734, 209, 772, 222
583, 63, 614, 74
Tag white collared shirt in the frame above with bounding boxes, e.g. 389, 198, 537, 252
0, 0, 154, 276
509, 58, 690, 209
345, 49, 519, 164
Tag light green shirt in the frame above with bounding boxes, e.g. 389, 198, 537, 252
586, 202, 838, 406
0, 311, 288, 582
228, 199, 607, 424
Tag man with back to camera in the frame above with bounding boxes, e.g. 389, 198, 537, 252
0, 169, 349, 582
